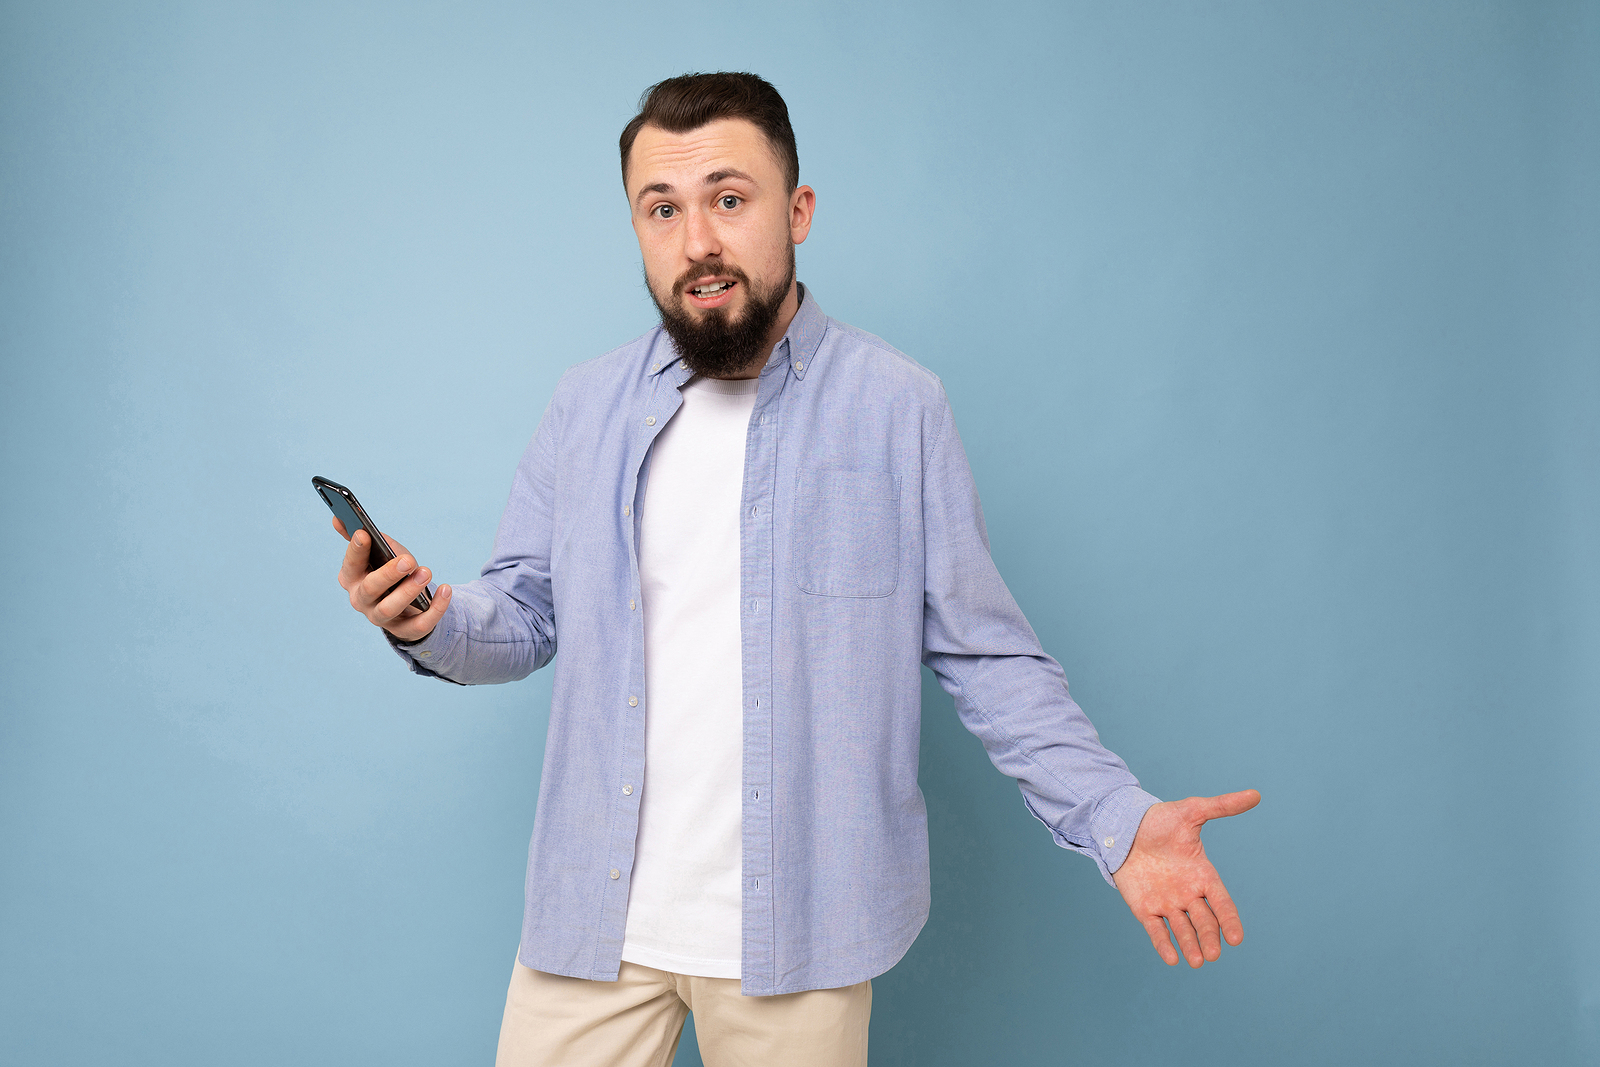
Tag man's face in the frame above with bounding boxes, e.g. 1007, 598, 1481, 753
628, 118, 814, 376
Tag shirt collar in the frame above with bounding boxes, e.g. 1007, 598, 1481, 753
776, 282, 826, 381
647, 281, 827, 381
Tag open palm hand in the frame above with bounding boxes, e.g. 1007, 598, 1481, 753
1112, 789, 1260, 968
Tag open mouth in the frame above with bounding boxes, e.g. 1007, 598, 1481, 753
686, 278, 738, 308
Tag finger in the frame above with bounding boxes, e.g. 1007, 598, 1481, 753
380, 532, 411, 558
1206, 878, 1245, 946
1187, 897, 1224, 962
337, 528, 371, 590
354, 552, 416, 612
363, 559, 423, 621
1167, 908, 1205, 968
331, 516, 350, 540
372, 565, 433, 624
1192, 789, 1261, 823
388, 583, 452, 642
1140, 916, 1180, 966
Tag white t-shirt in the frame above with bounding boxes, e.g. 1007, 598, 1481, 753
619, 372, 758, 978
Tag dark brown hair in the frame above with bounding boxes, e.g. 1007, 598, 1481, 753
619, 72, 799, 192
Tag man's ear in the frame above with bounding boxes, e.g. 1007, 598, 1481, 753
790, 185, 816, 246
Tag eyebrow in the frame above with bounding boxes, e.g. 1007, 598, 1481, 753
634, 168, 759, 207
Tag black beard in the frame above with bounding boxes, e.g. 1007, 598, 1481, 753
647, 250, 794, 379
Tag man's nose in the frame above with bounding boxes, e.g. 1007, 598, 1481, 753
682, 205, 722, 261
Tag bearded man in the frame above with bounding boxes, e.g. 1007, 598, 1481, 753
329, 71, 1259, 1067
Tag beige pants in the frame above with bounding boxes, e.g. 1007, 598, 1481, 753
494, 957, 871, 1067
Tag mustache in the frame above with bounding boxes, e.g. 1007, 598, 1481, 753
673, 261, 751, 292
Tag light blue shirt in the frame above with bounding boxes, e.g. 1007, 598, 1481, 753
390, 284, 1161, 995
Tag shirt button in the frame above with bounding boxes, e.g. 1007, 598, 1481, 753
750, 599, 760, 613
652, 362, 660, 371
644, 416, 656, 426
628, 599, 636, 610
622, 505, 630, 517
628, 695, 638, 707
794, 361, 804, 372
609, 868, 620, 880
622, 784, 634, 796
750, 505, 759, 516
1104, 837, 1115, 848
419, 651, 432, 657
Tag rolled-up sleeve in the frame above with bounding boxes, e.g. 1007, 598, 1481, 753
918, 387, 1159, 885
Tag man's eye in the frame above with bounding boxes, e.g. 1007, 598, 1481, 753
719, 195, 740, 210
654, 204, 676, 219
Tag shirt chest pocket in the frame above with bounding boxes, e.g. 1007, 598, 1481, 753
791, 468, 901, 598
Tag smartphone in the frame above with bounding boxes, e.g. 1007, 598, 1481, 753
312, 476, 432, 612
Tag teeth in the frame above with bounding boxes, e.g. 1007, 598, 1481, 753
693, 282, 731, 295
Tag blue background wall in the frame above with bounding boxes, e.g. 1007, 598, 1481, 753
3, 2, 1596, 1064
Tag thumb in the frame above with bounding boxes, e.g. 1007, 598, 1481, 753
1190, 789, 1261, 824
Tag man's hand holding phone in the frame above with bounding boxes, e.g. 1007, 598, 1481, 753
332, 517, 453, 642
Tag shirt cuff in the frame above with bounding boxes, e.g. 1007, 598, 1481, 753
1088, 785, 1162, 886
382, 601, 467, 683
